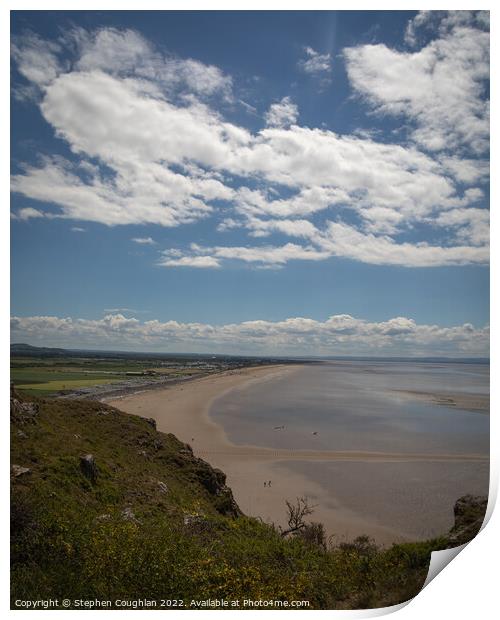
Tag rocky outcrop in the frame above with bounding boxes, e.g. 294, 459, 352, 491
10, 385, 39, 424
170, 442, 241, 517
157, 481, 169, 494
122, 506, 139, 522
11, 465, 31, 478
446, 494, 488, 547
80, 454, 98, 484
191, 457, 241, 517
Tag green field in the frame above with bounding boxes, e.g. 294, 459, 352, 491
11, 365, 125, 396
10, 355, 206, 396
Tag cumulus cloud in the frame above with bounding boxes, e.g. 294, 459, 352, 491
265, 96, 298, 128
10, 22, 489, 268
344, 11, 489, 153
10, 313, 489, 356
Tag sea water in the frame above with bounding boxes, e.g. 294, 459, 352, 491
210, 361, 489, 540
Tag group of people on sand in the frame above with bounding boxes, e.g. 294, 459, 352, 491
264, 480, 272, 487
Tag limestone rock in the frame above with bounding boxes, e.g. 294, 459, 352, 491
11, 464, 31, 477
183, 513, 204, 527
122, 506, 138, 522
80, 454, 98, 484
157, 481, 169, 493
10, 396, 39, 424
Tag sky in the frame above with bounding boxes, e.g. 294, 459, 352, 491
10, 10, 490, 356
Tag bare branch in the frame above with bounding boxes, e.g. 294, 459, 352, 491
280, 496, 317, 537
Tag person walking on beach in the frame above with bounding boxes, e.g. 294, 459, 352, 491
264, 481, 267, 487
268, 480, 272, 487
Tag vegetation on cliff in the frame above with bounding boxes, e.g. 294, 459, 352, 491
11, 390, 487, 610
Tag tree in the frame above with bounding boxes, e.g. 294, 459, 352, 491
280, 496, 317, 537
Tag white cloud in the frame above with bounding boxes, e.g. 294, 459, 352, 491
72, 27, 233, 99
159, 254, 221, 268
344, 12, 489, 153
297, 46, 332, 80
159, 242, 330, 268
405, 11, 490, 47
439, 156, 489, 184
10, 313, 489, 356
10, 25, 489, 269
131, 236, 156, 245
71, 226, 86, 232
13, 207, 45, 220
11, 33, 63, 88
404, 11, 433, 47
75, 27, 152, 74
433, 208, 489, 246
317, 221, 489, 267
104, 307, 150, 314
159, 219, 488, 269
265, 96, 298, 128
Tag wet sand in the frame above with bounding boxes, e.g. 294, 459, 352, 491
108, 364, 487, 545
393, 389, 489, 414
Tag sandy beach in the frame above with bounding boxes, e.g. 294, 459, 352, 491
108, 364, 488, 545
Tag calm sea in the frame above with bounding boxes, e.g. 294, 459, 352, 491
210, 361, 489, 540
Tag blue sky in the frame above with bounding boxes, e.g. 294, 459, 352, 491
10, 10, 490, 356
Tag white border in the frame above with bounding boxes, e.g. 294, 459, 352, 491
3, 1, 496, 617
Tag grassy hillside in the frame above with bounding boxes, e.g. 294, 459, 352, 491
11, 390, 486, 610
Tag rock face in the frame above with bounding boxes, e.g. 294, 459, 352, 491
192, 457, 241, 517
447, 494, 488, 547
80, 454, 98, 484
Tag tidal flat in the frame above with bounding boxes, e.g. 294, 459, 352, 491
210, 361, 489, 542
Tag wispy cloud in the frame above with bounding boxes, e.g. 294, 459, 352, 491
131, 236, 156, 245
297, 46, 332, 81
103, 307, 150, 314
